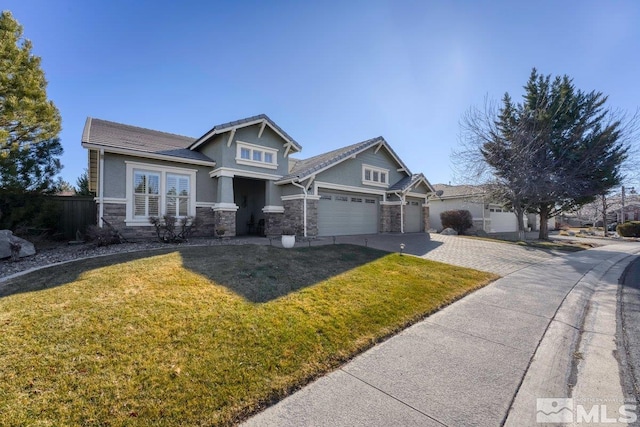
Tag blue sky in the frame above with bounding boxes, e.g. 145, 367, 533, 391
4, 1, 640, 188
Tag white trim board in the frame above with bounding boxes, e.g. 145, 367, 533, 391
262, 205, 285, 213
209, 167, 282, 181
314, 181, 387, 197
281, 194, 322, 201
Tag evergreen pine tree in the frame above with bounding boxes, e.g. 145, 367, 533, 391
0, 10, 63, 194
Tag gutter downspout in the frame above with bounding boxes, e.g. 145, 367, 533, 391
291, 180, 307, 237
99, 149, 105, 227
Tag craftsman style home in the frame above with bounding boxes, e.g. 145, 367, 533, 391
82, 114, 434, 238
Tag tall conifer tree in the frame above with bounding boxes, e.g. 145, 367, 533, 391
0, 10, 63, 193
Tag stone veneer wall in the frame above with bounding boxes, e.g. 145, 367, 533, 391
102, 203, 218, 240
380, 204, 402, 233
422, 205, 430, 232
264, 212, 284, 236
102, 203, 155, 240
213, 211, 236, 237
282, 199, 318, 237
194, 207, 216, 237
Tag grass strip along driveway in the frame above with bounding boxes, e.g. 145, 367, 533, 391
0, 244, 496, 426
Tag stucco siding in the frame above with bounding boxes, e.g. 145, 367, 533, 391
428, 198, 486, 231
281, 184, 304, 197
196, 125, 290, 177
313, 146, 407, 190
407, 184, 429, 195
102, 153, 216, 202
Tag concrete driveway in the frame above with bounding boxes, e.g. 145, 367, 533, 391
325, 233, 558, 276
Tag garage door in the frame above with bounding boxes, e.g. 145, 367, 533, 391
405, 199, 422, 232
317, 192, 378, 236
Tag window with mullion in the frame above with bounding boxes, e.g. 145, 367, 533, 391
166, 173, 190, 217
133, 171, 160, 218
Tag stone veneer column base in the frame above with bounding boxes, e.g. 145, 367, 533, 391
195, 207, 216, 237
422, 205, 430, 232
282, 199, 318, 237
380, 204, 402, 233
213, 210, 236, 237
264, 212, 284, 236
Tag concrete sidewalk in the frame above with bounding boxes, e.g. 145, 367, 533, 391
243, 243, 640, 426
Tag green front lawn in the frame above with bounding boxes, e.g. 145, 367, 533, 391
0, 244, 496, 426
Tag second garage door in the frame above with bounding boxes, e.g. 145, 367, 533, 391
405, 199, 423, 232
317, 192, 378, 236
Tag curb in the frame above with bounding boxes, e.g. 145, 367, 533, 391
504, 247, 640, 426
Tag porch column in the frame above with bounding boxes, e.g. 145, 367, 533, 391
213, 175, 237, 237
217, 176, 234, 204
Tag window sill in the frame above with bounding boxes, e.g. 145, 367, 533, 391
124, 219, 155, 226
235, 158, 278, 170
362, 180, 389, 188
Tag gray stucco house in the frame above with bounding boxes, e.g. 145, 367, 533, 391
81, 114, 434, 238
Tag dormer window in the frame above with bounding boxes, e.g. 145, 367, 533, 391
236, 141, 278, 170
362, 164, 389, 187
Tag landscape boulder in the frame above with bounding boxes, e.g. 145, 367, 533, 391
0, 230, 36, 259
440, 227, 458, 236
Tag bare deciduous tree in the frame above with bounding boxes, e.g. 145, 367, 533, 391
453, 69, 636, 239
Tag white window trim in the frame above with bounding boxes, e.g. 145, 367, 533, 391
362, 164, 390, 188
235, 141, 278, 170
125, 161, 197, 226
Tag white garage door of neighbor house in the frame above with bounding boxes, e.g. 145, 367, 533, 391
317, 192, 378, 236
490, 211, 522, 232
405, 200, 422, 233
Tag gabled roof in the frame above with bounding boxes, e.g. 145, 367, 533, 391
277, 136, 411, 183
190, 114, 302, 153
432, 183, 487, 199
388, 173, 435, 193
81, 118, 216, 165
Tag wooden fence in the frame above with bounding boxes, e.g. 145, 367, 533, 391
50, 196, 97, 240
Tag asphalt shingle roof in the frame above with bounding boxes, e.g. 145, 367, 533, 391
280, 136, 411, 182
387, 173, 435, 193
191, 114, 302, 152
432, 183, 486, 198
82, 118, 215, 163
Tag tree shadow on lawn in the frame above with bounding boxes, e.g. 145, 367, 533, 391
0, 244, 388, 303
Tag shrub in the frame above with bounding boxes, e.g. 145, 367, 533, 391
149, 215, 199, 243
0, 192, 61, 232
440, 210, 473, 234
86, 225, 123, 246
617, 221, 640, 237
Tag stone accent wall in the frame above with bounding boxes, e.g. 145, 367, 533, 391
102, 202, 125, 229
264, 212, 284, 236
306, 199, 318, 237
380, 204, 402, 233
282, 198, 318, 237
102, 203, 219, 240
283, 199, 303, 235
422, 205, 430, 231
102, 203, 156, 241
213, 210, 236, 237
194, 207, 216, 237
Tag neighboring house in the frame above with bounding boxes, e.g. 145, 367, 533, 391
81, 114, 434, 238
428, 184, 536, 233
617, 202, 640, 223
